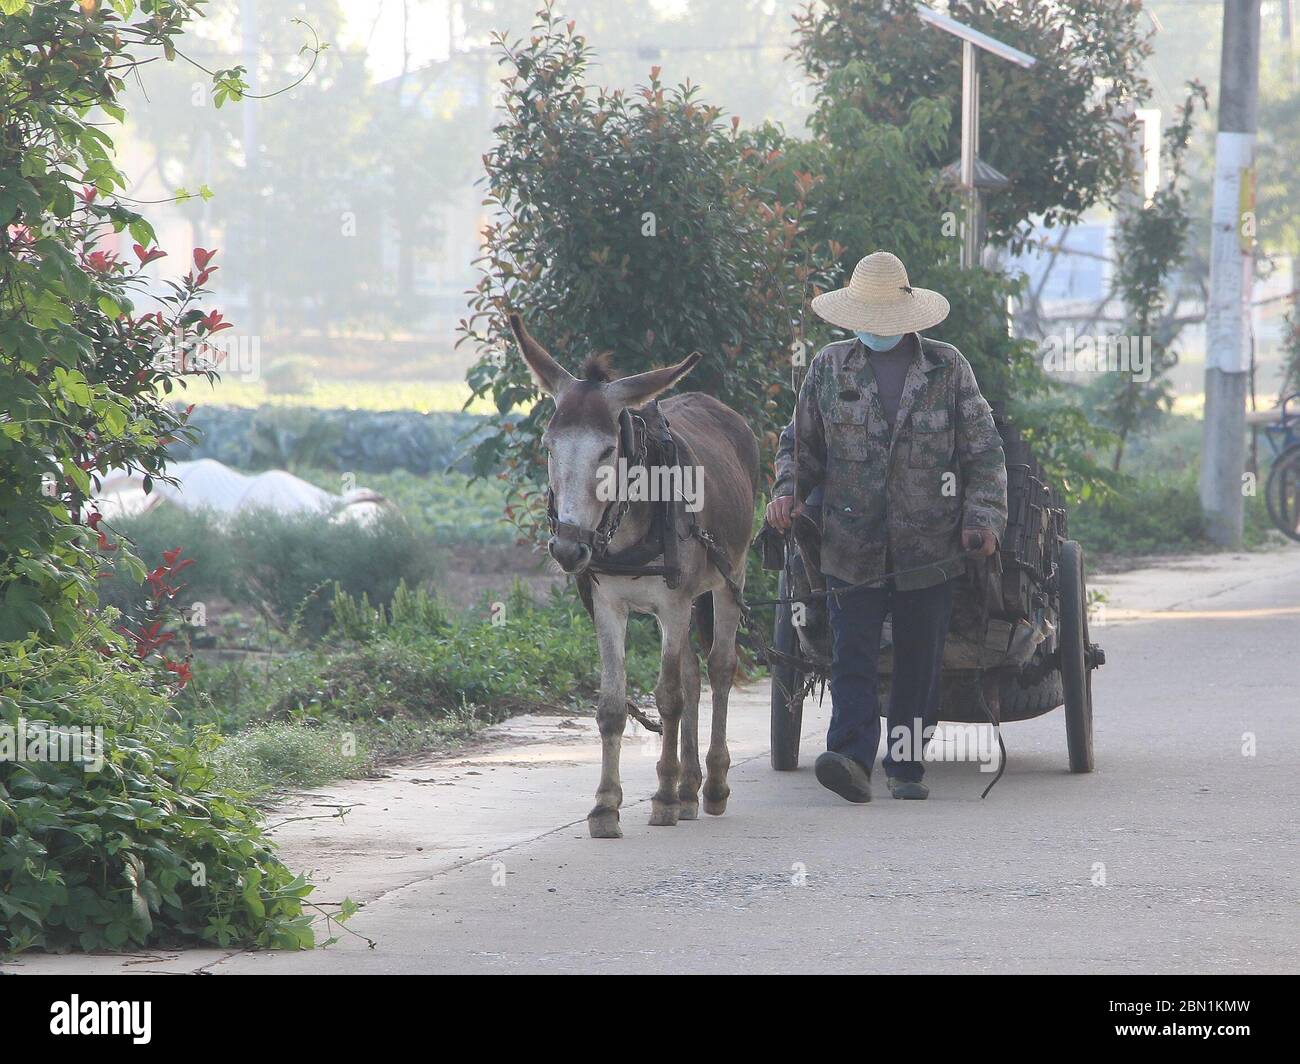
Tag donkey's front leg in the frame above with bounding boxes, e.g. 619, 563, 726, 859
649, 605, 692, 827
589, 596, 630, 839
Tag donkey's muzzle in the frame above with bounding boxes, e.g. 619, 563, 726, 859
549, 535, 592, 574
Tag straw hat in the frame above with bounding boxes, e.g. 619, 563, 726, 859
811, 252, 950, 334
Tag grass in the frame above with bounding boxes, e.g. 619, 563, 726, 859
210, 721, 365, 793
177, 582, 663, 794
186, 585, 660, 729
208, 714, 483, 796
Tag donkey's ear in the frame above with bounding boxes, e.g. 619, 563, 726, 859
605, 351, 703, 407
509, 313, 574, 396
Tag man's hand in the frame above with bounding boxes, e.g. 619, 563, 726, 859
962, 528, 998, 557
766, 494, 801, 532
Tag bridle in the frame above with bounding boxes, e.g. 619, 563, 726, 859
546, 407, 647, 560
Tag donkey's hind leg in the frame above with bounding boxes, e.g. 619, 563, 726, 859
677, 639, 702, 820
649, 604, 692, 827
703, 586, 742, 816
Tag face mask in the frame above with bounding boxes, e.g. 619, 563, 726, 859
856, 331, 905, 352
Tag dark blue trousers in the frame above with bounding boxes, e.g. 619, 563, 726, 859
825, 575, 955, 783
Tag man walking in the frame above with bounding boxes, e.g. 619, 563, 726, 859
767, 251, 1007, 802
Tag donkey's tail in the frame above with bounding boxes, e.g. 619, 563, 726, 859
691, 592, 714, 656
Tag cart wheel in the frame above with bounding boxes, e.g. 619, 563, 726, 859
770, 567, 806, 771
1265, 443, 1300, 542
1059, 539, 1095, 773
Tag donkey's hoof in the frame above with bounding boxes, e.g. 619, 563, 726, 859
677, 799, 699, 821
703, 791, 729, 816
587, 810, 622, 839
648, 802, 679, 827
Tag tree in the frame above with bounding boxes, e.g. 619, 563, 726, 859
460, 3, 834, 536
793, 0, 1155, 250
1097, 82, 1208, 471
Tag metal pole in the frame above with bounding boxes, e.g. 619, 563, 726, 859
1200, 0, 1261, 548
960, 39, 980, 269
1286, 0, 1300, 382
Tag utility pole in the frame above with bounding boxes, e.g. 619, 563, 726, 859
1200, 0, 1261, 548
960, 39, 981, 269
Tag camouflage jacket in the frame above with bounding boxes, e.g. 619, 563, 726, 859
772, 335, 1007, 590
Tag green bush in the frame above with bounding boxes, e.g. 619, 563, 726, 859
328, 578, 448, 642
0, 0, 220, 644
0, 638, 316, 953
98, 506, 436, 636
1071, 467, 1274, 558
97, 505, 245, 619
232, 509, 435, 635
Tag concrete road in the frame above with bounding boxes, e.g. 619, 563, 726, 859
10, 549, 1300, 974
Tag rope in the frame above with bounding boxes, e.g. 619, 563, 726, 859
745, 553, 973, 609
626, 700, 663, 735
970, 564, 1007, 800
980, 715, 1007, 800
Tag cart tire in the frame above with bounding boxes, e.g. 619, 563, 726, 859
1265, 444, 1300, 542
999, 668, 1064, 720
770, 568, 806, 771
1059, 539, 1095, 773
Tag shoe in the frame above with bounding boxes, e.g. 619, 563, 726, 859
886, 777, 929, 800
814, 751, 872, 804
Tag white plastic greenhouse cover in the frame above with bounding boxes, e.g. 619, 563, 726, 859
93, 459, 380, 523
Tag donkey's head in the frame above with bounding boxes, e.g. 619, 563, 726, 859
509, 314, 701, 574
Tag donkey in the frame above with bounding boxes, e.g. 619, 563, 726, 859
509, 314, 759, 838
